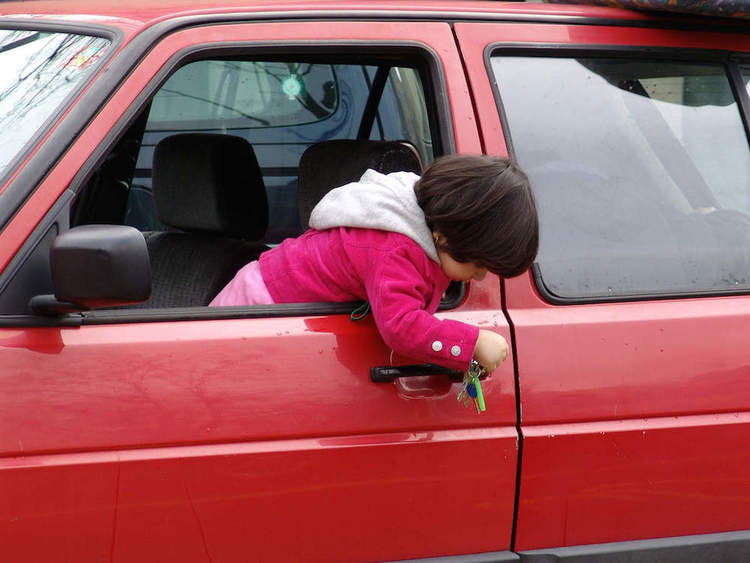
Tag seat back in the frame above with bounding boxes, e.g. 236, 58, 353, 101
297, 139, 422, 229
138, 133, 269, 308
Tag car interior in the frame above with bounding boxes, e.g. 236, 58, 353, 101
53, 51, 462, 314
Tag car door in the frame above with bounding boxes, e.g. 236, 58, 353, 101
457, 18, 750, 558
0, 17, 519, 562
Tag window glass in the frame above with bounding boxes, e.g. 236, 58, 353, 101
0, 30, 110, 179
492, 56, 750, 299
148, 61, 338, 129
368, 67, 433, 162
129, 59, 433, 243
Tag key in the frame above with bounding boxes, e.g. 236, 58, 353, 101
469, 361, 486, 412
457, 360, 487, 413
466, 379, 480, 413
466, 377, 486, 413
457, 372, 472, 403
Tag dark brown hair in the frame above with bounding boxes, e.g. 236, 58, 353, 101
415, 154, 539, 278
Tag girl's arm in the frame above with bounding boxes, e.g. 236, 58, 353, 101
366, 245, 480, 371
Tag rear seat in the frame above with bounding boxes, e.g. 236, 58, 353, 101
296, 139, 423, 229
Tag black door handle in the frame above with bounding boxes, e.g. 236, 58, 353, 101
370, 363, 465, 383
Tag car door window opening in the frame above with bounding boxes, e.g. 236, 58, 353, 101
6, 48, 458, 317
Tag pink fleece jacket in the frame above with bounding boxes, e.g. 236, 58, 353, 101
257, 226, 478, 370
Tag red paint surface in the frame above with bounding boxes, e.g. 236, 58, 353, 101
2, 2, 749, 559
458, 20, 750, 551
0, 0, 659, 27
509, 273, 750, 549
0, 14, 514, 561
1, 428, 517, 562
518, 415, 750, 548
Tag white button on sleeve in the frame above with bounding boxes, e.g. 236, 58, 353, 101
432, 341, 443, 352
451, 345, 461, 357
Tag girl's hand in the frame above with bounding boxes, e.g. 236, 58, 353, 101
473, 330, 509, 372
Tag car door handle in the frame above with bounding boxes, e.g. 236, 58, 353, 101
370, 363, 466, 383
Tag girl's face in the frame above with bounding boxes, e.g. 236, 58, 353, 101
437, 249, 488, 282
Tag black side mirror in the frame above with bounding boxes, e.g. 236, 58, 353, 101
29, 225, 151, 315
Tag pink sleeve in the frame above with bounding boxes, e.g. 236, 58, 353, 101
365, 245, 478, 371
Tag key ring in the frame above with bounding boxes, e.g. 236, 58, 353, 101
468, 359, 486, 379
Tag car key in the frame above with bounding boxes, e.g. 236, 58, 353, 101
457, 360, 487, 413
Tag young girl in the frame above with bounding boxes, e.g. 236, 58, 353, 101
211, 154, 539, 373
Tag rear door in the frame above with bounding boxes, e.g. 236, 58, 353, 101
0, 18, 519, 562
457, 18, 750, 556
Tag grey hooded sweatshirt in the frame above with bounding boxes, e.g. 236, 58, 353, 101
309, 169, 440, 264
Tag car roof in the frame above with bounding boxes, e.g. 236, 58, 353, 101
0, 0, 656, 30
0, 0, 744, 43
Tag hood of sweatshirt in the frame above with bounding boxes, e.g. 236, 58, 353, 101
308, 169, 439, 263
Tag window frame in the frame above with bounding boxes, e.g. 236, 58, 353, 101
488, 43, 750, 305
0, 37, 465, 325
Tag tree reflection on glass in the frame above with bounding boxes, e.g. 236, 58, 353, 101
0, 30, 110, 178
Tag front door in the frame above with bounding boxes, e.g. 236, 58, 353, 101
0, 17, 519, 562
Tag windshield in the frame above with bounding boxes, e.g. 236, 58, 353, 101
0, 30, 110, 180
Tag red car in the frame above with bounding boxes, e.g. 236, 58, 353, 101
1, 1, 749, 561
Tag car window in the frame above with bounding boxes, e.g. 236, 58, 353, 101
373, 67, 433, 160
123, 59, 434, 244
60, 52, 442, 312
492, 55, 750, 300
148, 60, 338, 128
0, 30, 110, 181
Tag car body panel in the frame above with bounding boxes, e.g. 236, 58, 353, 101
0, 0, 669, 27
0, 1, 749, 561
0, 15, 518, 562
1, 427, 518, 561
456, 19, 750, 550
519, 414, 750, 548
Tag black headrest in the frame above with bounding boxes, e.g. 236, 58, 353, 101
152, 133, 268, 240
297, 139, 422, 229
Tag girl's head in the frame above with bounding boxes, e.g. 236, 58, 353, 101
415, 154, 539, 279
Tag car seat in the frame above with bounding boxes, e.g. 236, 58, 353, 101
136, 133, 269, 308
297, 139, 423, 229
